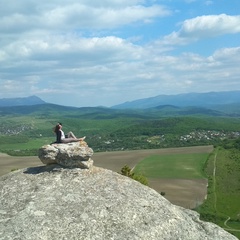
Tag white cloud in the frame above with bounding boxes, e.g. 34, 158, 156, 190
162, 14, 240, 45
180, 14, 240, 36
1, 43, 240, 106
210, 47, 240, 63
0, 1, 170, 35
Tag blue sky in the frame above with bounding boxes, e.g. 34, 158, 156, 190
1, 0, 240, 107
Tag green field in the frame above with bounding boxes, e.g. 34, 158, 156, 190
195, 147, 240, 239
133, 153, 209, 179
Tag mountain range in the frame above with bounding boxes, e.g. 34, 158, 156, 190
1, 91, 240, 117
1, 91, 240, 109
111, 91, 240, 109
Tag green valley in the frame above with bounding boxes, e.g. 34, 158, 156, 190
0, 104, 240, 156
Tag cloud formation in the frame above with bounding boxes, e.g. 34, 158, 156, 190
162, 14, 240, 45
0, 1, 169, 33
0, 1, 240, 107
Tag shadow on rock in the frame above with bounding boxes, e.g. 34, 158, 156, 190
23, 164, 63, 175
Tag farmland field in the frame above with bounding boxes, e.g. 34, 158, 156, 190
93, 145, 212, 208
133, 153, 209, 179
0, 145, 213, 209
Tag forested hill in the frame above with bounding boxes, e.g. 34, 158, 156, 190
0, 103, 227, 118
0, 102, 239, 118
112, 91, 240, 109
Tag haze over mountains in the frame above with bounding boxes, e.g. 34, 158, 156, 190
1, 91, 240, 117
111, 91, 240, 109
0, 96, 45, 107
1, 91, 240, 109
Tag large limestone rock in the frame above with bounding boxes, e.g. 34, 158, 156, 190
0, 166, 237, 240
38, 141, 93, 169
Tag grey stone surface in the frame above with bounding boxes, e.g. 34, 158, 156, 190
0, 166, 237, 240
38, 142, 94, 169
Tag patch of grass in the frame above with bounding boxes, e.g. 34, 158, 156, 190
133, 153, 209, 179
0, 138, 52, 156
196, 147, 240, 239
0, 137, 52, 148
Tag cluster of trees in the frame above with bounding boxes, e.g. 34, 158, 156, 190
119, 165, 148, 186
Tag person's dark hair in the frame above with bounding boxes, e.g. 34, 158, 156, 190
54, 123, 61, 133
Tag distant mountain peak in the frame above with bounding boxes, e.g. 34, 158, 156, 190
0, 95, 46, 107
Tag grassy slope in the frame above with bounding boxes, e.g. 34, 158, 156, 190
196, 147, 240, 239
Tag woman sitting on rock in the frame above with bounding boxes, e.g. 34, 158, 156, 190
54, 122, 85, 143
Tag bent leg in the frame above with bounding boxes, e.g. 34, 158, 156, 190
67, 131, 77, 139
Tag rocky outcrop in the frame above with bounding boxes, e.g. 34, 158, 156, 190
38, 141, 93, 169
0, 166, 237, 240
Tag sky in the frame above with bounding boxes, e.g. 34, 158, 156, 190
1, 0, 240, 107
